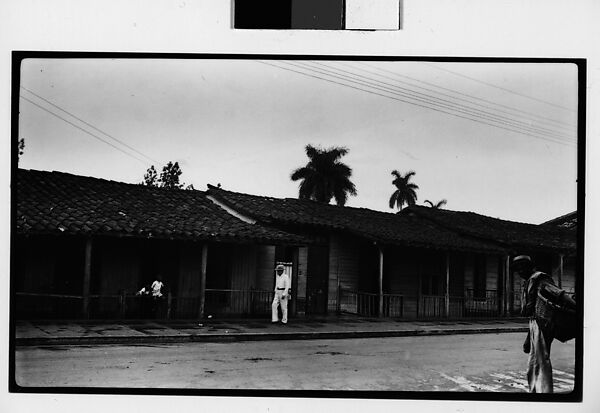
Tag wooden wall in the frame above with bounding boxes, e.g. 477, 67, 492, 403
549, 254, 576, 293
14, 236, 56, 293
486, 255, 499, 291
297, 246, 308, 301
256, 245, 276, 291
94, 238, 143, 294
177, 241, 203, 298
328, 233, 362, 304
561, 256, 576, 293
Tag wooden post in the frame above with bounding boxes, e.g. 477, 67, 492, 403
167, 291, 172, 319
378, 246, 384, 317
119, 290, 127, 318
503, 255, 507, 316
445, 252, 450, 318
82, 238, 92, 318
198, 243, 208, 319
336, 276, 341, 314
505, 255, 512, 316
558, 254, 564, 289
291, 247, 299, 317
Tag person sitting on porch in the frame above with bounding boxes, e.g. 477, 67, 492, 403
272, 264, 290, 324
151, 278, 164, 298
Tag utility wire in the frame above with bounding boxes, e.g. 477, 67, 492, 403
352, 61, 577, 130
282, 60, 574, 145
290, 60, 575, 144
20, 86, 159, 165
20, 95, 150, 165
259, 60, 575, 147
423, 62, 576, 112
303, 61, 572, 141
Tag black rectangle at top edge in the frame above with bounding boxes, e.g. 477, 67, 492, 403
234, 0, 293, 29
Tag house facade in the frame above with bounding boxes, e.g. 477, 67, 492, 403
14, 169, 308, 320
206, 185, 577, 319
13, 169, 577, 321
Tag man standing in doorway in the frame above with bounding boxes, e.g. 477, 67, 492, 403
272, 264, 290, 324
513, 255, 556, 393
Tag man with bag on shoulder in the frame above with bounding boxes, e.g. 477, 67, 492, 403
513, 254, 576, 393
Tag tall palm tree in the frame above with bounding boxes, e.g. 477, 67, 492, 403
291, 145, 357, 206
424, 199, 448, 209
389, 170, 419, 211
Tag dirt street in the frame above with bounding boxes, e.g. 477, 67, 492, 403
15, 332, 575, 392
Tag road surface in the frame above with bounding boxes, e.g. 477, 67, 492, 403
15, 332, 576, 392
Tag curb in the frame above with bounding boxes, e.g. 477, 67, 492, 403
15, 326, 528, 347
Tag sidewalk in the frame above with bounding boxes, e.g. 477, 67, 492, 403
14, 316, 529, 346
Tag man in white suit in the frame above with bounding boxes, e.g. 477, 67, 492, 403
272, 264, 290, 324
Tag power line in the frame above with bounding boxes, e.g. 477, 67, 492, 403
302, 61, 573, 142
271, 60, 572, 146
285, 60, 575, 144
20, 86, 159, 165
259, 60, 575, 147
352, 61, 577, 130
423, 62, 576, 112
20, 95, 151, 165
282, 60, 574, 145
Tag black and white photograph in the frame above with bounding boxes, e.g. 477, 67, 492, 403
2, 1, 598, 412
11, 54, 582, 398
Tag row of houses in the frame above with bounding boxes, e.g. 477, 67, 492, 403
13, 169, 578, 320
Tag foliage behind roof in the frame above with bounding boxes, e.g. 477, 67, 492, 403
16, 169, 307, 245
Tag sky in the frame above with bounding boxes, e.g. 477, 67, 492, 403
17, 58, 579, 224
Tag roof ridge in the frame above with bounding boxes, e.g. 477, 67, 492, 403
208, 185, 404, 218
405, 204, 542, 227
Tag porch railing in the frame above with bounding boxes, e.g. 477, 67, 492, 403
338, 289, 404, 317
383, 293, 404, 318
464, 289, 500, 317
338, 289, 378, 317
204, 288, 273, 316
15, 292, 83, 319
14, 289, 275, 319
15, 288, 505, 320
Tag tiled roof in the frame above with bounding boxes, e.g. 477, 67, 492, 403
206, 185, 507, 254
541, 211, 578, 229
403, 206, 576, 254
15, 169, 307, 245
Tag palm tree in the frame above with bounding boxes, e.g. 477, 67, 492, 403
291, 145, 357, 206
389, 170, 419, 211
424, 199, 448, 209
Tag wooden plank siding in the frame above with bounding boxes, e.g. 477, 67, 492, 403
256, 245, 276, 291
296, 246, 308, 312
486, 255, 499, 291
561, 256, 576, 293
177, 242, 203, 298
229, 244, 258, 290
328, 233, 362, 308
95, 238, 143, 295
14, 236, 57, 293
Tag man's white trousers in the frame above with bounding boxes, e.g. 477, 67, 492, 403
272, 290, 288, 323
